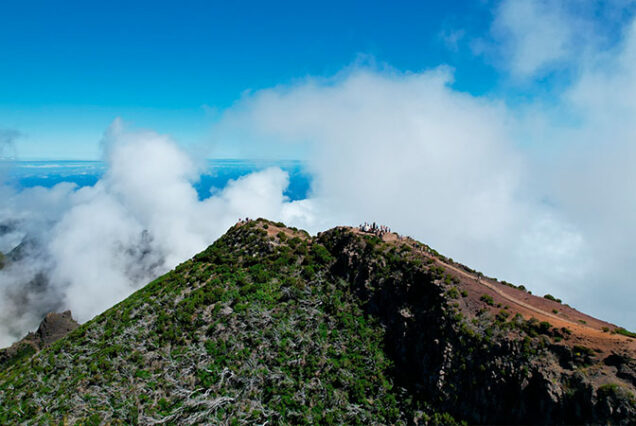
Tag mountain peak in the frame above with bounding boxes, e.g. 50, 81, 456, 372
0, 310, 78, 368
0, 219, 634, 424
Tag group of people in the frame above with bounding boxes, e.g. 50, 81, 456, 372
359, 222, 391, 237
414, 242, 431, 254
237, 217, 253, 225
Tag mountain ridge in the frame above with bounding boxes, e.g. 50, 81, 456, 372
0, 219, 634, 424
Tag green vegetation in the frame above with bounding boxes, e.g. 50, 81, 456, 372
507, 317, 554, 338
446, 287, 460, 299
573, 345, 595, 358
500, 280, 529, 292
480, 294, 494, 306
598, 383, 636, 404
543, 294, 562, 303
614, 327, 636, 338
0, 220, 461, 424
0, 219, 632, 424
1, 343, 35, 368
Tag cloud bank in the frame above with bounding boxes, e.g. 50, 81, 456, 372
208, 4, 636, 328
213, 66, 593, 321
0, 120, 310, 346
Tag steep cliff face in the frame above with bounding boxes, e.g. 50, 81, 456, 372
0, 219, 633, 424
318, 227, 636, 424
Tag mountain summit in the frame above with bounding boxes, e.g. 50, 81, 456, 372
0, 219, 634, 424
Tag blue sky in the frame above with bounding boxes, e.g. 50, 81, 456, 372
2, 0, 635, 158
1, 0, 510, 159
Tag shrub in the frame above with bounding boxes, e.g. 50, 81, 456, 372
519, 318, 552, 337
597, 383, 635, 403
134, 369, 151, 379
311, 244, 333, 264
496, 310, 510, 322
575, 345, 595, 355
446, 287, 459, 299
538, 321, 552, 334
480, 294, 494, 306
614, 327, 636, 338
543, 294, 562, 303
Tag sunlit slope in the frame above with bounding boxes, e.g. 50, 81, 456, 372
0, 219, 634, 424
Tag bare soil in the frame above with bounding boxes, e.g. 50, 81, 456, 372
352, 227, 636, 358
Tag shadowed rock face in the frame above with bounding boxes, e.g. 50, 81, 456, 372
35, 310, 78, 346
318, 228, 636, 424
0, 311, 78, 367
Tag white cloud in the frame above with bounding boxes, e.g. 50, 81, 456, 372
3, 1, 636, 346
0, 121, 307, 346
212, 40, 636, 328
212, 66, 599, 319
491, 0, 578, 77
481, 0, 635, 79
440, 28, 466, 52
534, 19, 636, 324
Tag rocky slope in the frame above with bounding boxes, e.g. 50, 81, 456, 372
0, 311, 79, 368
0, 219, 634, 424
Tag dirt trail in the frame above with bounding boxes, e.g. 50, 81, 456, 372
350, 227, 635, 351
433, 252, 636, 350
442, 260, 576, 326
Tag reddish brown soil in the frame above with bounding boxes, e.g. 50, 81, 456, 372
353, 227, 636, 358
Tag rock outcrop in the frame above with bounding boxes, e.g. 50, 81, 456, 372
319, 227, 636, 424
0, 310, 78, 368
34, 310, 79, 346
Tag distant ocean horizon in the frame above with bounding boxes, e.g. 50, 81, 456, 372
2, 160, 312, 201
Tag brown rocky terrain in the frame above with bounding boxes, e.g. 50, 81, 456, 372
0, 310, 78, 368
